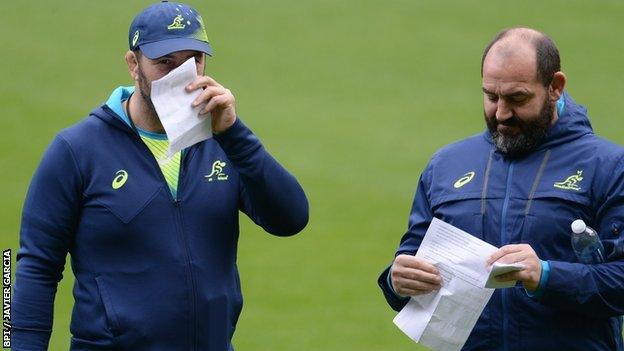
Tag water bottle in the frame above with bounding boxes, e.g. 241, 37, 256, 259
570, 219, 605, 264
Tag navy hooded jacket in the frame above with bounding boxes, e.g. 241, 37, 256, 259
12, 102, 309, 350
379, 93, 624, 351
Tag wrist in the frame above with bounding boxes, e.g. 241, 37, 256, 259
213, 114, 237, 134
525, 260, 550, 298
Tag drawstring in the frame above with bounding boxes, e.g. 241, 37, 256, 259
525, 149, 551, 215
481, 150, 494, 215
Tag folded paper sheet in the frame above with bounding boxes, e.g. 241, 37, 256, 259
151, 57, 212, 159
393, 218, 522, 351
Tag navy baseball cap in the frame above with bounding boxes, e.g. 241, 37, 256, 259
129, 1, 213, 59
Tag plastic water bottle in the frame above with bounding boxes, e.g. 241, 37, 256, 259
571, 219, 605, 264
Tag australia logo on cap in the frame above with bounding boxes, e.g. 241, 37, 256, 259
167, 14, 189, 30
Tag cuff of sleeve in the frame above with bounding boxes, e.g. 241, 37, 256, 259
11, 327, 52, 350
378, 265, 410, 312
525, 260, 550, 299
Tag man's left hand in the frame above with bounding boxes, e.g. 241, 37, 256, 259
487, 244, 542, 292
186, 76, 236, 133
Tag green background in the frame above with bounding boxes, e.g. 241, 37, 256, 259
2, 1, 623, 350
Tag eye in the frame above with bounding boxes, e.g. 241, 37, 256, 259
158, 59, 172, 65
486, 94, 498, 102
509, 95, 528, 103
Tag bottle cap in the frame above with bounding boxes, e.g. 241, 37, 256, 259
571, 219, 586, 234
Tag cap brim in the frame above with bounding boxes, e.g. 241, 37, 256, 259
140, 38, 213, 59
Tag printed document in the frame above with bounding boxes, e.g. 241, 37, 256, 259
393, 218, 520, 351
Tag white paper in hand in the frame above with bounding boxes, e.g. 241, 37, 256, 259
151, 57, 212, 160
484, 262, 525, 289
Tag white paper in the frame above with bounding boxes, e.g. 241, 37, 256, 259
393, 218, 523, 351
484, 262, 524, 289
151, 57, 212, 159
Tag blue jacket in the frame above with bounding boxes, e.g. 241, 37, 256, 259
379, 93, 624, 351
13, 103, 309, 350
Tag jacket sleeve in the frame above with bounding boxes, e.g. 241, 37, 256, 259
12, 136, 82, 350
378, 161, 435, 311
214, 118, 309, 236
539, 156, 624, 317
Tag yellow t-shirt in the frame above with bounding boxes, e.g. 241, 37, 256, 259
139, 131, 181, 198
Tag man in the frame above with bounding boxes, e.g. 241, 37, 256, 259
12, 2, 308, 350
378, 27, 624, 350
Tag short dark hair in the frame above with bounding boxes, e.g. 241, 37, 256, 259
480, 28, 561, 86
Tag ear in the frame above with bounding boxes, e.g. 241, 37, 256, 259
549, 71, 566, 102
124, 51, 139, 81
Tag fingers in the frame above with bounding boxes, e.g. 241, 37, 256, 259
191, 86, 235, 115
487, 244, 525, 266
199, 89, 235, 115
495, 268, 534, 283
394, 286, 431, 297
192, 86, 225, 107
186, 75, 221, 91
488, 244, 542, 290
391, 271, 442, 297
494, 271, 521, 282
394, 266, 442, 285
391, 255, 443, 297
395, 284, 439, 297
395, 254, 439, 274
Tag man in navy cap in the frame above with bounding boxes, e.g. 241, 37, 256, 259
12, 2, 309, 350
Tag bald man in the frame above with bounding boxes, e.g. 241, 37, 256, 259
378, 27, 624, 350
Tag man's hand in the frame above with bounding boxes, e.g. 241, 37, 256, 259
487, 244, 542, 292
186, 76, 236, 133
390, 254, 442, 297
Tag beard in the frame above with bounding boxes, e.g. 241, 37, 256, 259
136, 62, 160, 122
485, 96, 554, 158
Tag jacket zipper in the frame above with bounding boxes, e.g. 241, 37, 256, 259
173, 199, 197, 351
132, 135, 198, 350
501, 161, 514, 351
171, 150, 198, 351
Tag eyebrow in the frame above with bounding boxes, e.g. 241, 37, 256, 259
183, 52, 203, 60
155, 53, 203, 61
481, 87, 532, 98
159, 54, 174, 59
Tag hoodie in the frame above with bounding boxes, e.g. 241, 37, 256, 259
12, 98, 309, 350
379, 92, 624, 351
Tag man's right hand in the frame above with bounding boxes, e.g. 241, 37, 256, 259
390, 254, 443, 297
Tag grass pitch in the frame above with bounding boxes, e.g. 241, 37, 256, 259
2, 1, 623, 350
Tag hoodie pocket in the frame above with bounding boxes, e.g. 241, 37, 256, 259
94, 275, 121, 334
89, 270, 190, 348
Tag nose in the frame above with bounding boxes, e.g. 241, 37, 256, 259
495, 99, 513, 122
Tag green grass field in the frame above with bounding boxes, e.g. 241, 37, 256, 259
2, 1, 624, 350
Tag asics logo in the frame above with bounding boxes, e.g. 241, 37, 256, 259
112, 170, 128, 189
132, 30, 140, 47
453, 171, 475, 189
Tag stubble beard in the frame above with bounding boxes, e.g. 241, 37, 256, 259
485, 96, 554, 159
136, 63, 161, 127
